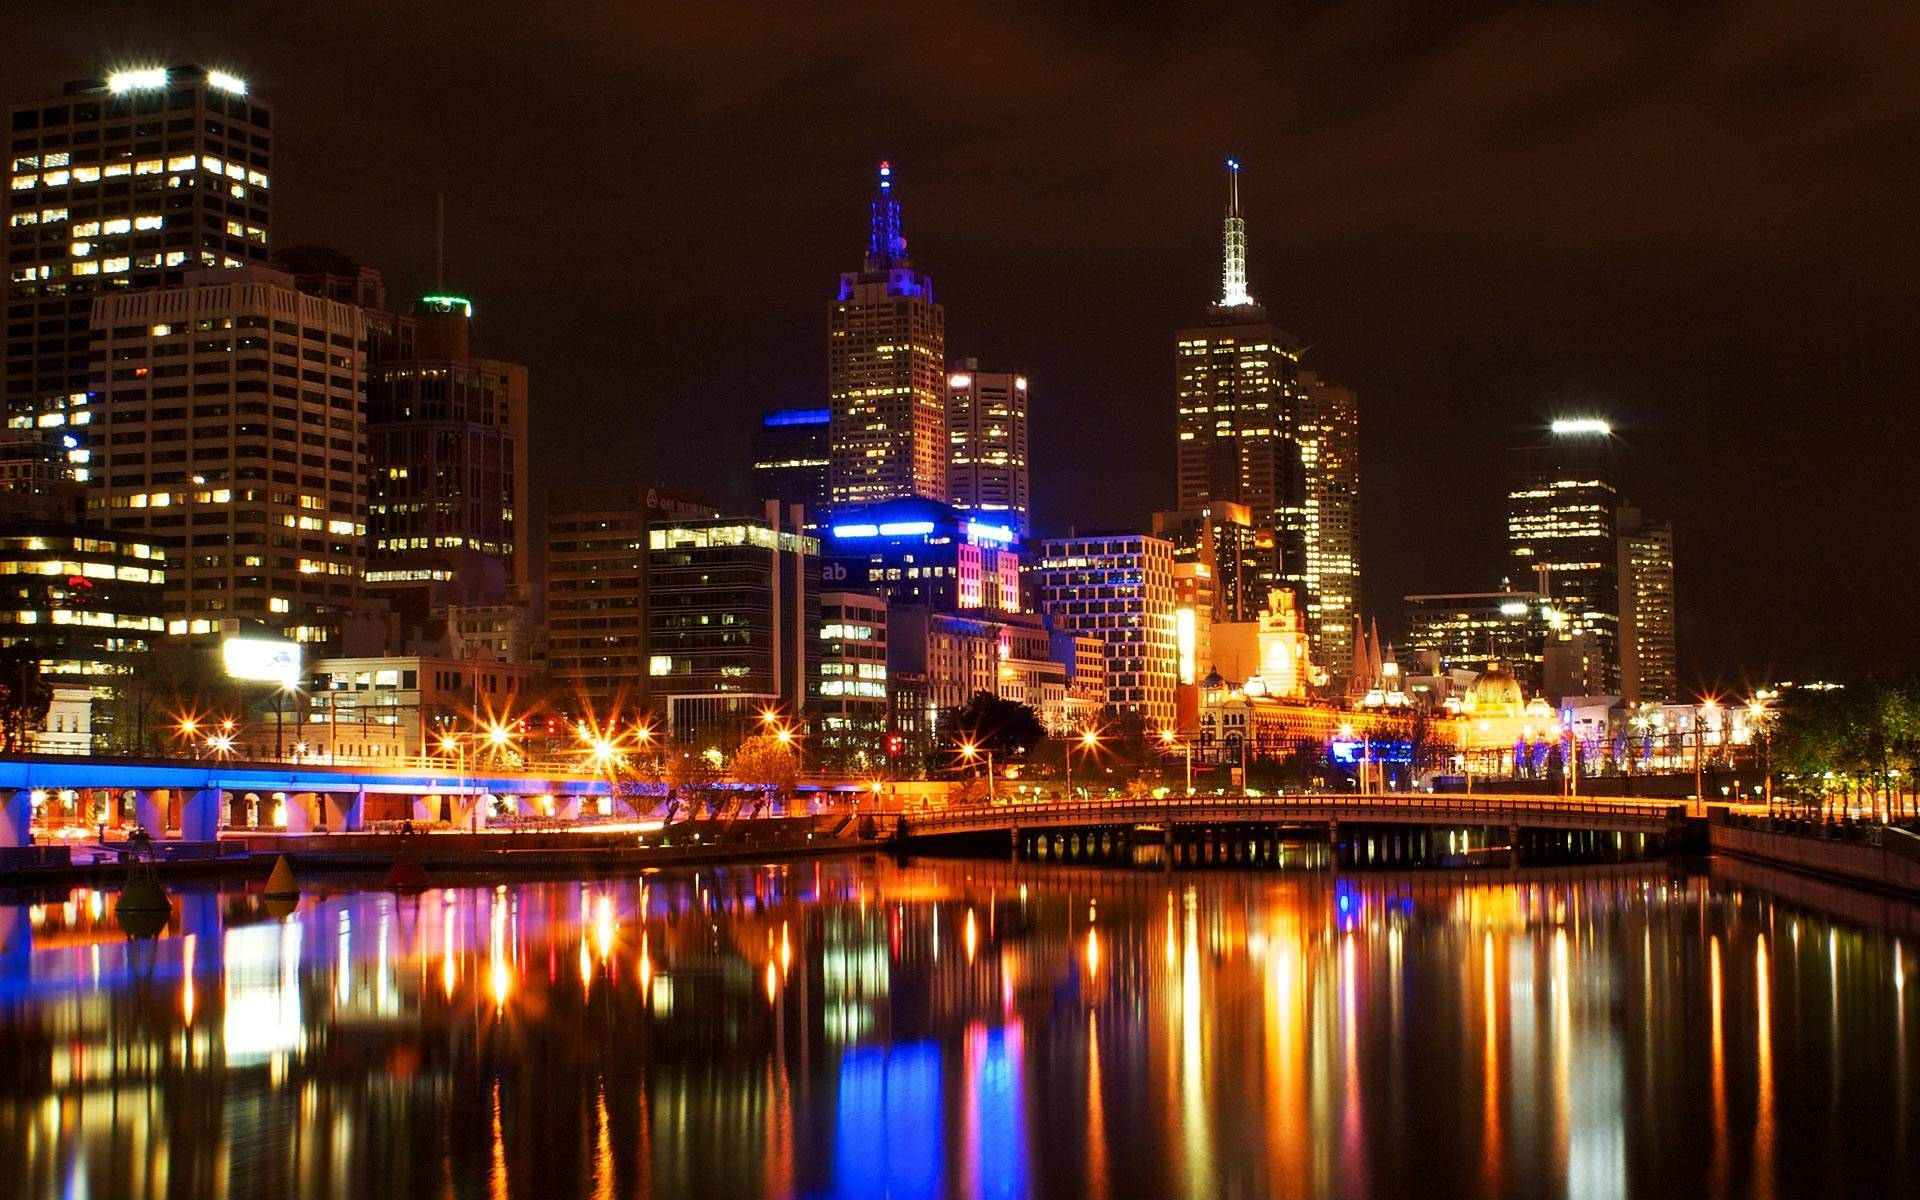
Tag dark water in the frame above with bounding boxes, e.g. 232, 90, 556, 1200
0, 856, 1914, 1199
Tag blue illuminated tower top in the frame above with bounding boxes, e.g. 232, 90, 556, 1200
864, 160, 909, 272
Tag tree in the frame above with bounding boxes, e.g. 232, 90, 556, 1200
0, 644, 51, 752
938, 691, 1046, 761
730, 734, 800, 791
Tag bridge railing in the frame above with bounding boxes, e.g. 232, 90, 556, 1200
893, 792, 1681, 828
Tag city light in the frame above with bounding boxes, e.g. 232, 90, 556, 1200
1549, 417, 1611, 437
107, 67, 168, 93
206, 70, 247, 95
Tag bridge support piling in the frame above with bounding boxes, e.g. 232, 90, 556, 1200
338, 787, 366, 833
1509, 823, 1522, 868
182, 789, 221, 841
0, 788, 28, 848
134, 790, 165, 837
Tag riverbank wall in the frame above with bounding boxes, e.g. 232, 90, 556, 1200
1710, 809, 1920, 897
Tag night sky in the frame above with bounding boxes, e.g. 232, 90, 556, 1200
8, 2, 1918, 691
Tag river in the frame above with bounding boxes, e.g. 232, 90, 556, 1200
0, 855, 1913, 1198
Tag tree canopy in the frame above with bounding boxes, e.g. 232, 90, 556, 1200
939, 691, 1047, 760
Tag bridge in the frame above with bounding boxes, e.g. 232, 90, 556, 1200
894, 793, 1689, 840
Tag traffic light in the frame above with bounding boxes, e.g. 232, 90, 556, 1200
885, 733, 904, 758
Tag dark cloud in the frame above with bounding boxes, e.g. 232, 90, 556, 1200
5, 0, 1918, 686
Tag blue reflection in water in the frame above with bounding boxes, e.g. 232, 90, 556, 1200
831, 1041, 943, 1200
969, 1024, 1029, 1200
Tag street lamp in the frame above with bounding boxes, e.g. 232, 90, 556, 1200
958, 740, 994, 802
1160, 728, 1192, 794
1066, 728, 1101, 799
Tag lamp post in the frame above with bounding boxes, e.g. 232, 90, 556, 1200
1160, 729, 1192, 794
960, 741, 995, 803
1066, 728, 1101, 800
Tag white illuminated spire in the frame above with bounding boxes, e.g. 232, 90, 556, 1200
1220, 158, 1253, 308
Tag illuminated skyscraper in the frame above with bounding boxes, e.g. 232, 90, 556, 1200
1506, 419, 1620, 694
828, 162, 947, 507
945, 359, 1029, 537
1295, 370, 1360, 687
5, 65, 272, 476
88, 267, 366, 647
364, 293, 530, 614
1617, 506, 1676, 703
1035, 532, 1180, 728
751, 407, 830, 521
1174, 162, 1305, 627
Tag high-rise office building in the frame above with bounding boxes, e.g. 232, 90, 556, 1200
87, 267, 365, 646
827, 162, 946, 508
1173, 163, 1305, 622
6, 65, 273, 475
817, 589, 888, 770
544, 483, 717, 709
946, 359, 1030, 537
363, 293, 529, 615
1402, 589, 1550, 694
1617, 506, 1676, 704
821, 497, 1021, 614
751, 407, 830, 520
1035, 532, 1180, 727
647, 503, 818, 743
1153, 501, 1260, 623
1506, 419, 1621, 693
1295, 369, 1360, 685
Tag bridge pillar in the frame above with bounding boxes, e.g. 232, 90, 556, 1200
181, 789, 221, 841
516, 793, 540, 817
413, 794, 439, 825
0, 789, 28, 848
557, 795, 581, 822
1508, 823, 1522, 868
282, 792, 314, 834
336, 787, 366, 833
134, 789, 166, 837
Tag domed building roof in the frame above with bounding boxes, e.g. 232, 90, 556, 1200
1464, 665, 1525, 716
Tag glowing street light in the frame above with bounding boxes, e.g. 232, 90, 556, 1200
1160, 728, 1193, 794
1066, 728, 1102, 799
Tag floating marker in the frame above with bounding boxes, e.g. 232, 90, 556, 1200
264, 855, 299, 900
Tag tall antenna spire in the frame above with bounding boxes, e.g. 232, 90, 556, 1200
434, 193, 446, 291
865, 160, 908, 272
1219, 158, 1253, 308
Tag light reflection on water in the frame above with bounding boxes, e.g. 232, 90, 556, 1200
0, 857, 1915, 1199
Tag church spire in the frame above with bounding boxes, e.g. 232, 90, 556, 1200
865, 160, 908, 272
1219, 158, 1253, 308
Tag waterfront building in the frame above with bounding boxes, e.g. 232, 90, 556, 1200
751, 407, 831, 522
543, 483, 719, 709
1617, 505, 1676, 704
827, 162, 946, 507
1173, 163, 1304, 616
1034, 531, 1179, 727
1402, 588, 1550, 695
0, 489, 165, 752
362, 293, 529, 618
821, 496, 1020, 614
291, 652, 540, 763
87, 267, 366, 647
1050, 627, 1108, 730
1506, 418, 1621, 693
994, 612, 1070, 732
1153, 501, 1261, 624
1294, 369, 1360, 686
884, 605, 1002, 743
647, 503, 818, 744
817, 589, 887, 770
1207, 589, 1317, 702
5, 65, 273, 478
945, 360, 1030, 537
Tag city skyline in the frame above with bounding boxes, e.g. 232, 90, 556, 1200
3, 4, 1916, 691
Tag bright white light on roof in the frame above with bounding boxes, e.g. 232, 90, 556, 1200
831, 523, 879, 538
1499, 602, 1528, 616
207, 70, 247, 95
1550, 418, 1611, 437
878, 521, 935, 536
966, 521, 1014, 544
949, 374, 971, 389
107, 68, 168, 93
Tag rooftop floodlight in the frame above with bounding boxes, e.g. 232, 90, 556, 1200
107, 67, 169, 93
1549, 417, 1611, 437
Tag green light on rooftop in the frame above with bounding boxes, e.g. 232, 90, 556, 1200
420, 294, 473, 317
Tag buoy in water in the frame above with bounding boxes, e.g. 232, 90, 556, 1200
383, 856, 430, 891
115, 878, 172, 939
264, 854, 299, 900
